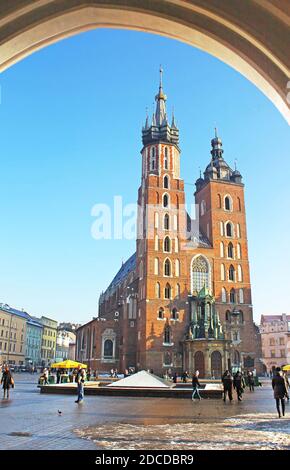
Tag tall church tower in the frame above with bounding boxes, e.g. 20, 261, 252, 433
194, 132, 258, 371
136, 69, 188, 371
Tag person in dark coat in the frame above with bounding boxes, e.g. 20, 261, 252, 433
222, 370, 233, 402
233, 371, 245, 401
272, 367, 287, 418
247, 371, 255, 392
172, 372, 178, 384
181, 371, 188, 383
1, 366, 14, 399
56, 369, 61, 384
192, 371, 201, 400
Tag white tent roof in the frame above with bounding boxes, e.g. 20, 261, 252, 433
107, 370, 172, 388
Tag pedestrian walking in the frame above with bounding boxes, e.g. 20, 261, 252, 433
192, 371, 201, 400
56, 369, 61, 384
75, 368, 86, 404
282, 371, 289, 402
43, 368, 49, 385
272, 367, 287, 418
1, 366, 14, 399
233, 370, 245, 401
247, 371, 255, 392
172, 372, 178, 384
222, 370, 233, 402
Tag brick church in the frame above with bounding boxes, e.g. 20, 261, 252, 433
76, 71, 262, 378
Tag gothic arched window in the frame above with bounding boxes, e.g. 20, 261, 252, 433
171, 308, 179, 320
191, 255, 210, 292
217, 194, 222, 208
164, 283, 171, 299
229, 265, 235, 281
220, 242, 224, 258
164, 324, 171, 344
224, 195, 232, 211
230, 288, 236, 303
104, 339, 113, 358
225, 310, 231, 322
164, 258, 171, 276
228, 242, 234, 258
163, 175, 169, 189
164, 213, 169, 230
238, 265, 243, 282
176, 283, 180, 298
158, 307, 164, 319
163, 193, 169, 208
164, 236, 171, 253
221, 263, 225, 281
226, 222, 233, 237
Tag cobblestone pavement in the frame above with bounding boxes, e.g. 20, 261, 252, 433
0, 375, 289, 450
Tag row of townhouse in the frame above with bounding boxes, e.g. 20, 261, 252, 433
0, 303, 78, 367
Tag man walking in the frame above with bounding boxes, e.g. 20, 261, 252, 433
233, 370, 245, 401
75, 368, 86, 404
222, 370, 233, 402
272, 367, 287, 418
1, 366, 14, 399
192, 371, 201, 401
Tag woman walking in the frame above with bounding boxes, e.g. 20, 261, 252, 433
1, 366, 14, 399
272, 367, 287, 418
192, 371, 201, 401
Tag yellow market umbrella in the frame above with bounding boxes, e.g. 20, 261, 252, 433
282, 365, 290, 371
50, 360, 87, 369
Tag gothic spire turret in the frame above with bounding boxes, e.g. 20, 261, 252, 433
142, 68, 179, 147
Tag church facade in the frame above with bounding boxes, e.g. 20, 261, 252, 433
76, 73, 262, 378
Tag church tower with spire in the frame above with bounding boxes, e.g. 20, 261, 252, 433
194, 130, 257, 371
136, 68, 188, 371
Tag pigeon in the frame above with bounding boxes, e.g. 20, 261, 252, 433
58, 410, 62, 416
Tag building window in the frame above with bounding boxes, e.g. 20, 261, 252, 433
164, 325, 171, 344
237, 243, 241, 259
230, 288, 236, 303
164, 258, 171, 276
163, 194, 169, 208
164, 236, 171, 253
224, 195, 232, 211
164, 283, 171, 299
164, 213, 170, 230
163, 175, 169, 189
217, 194, 222, 208
237, 223, 241, 238
279, 337, 285, 345
103, 339, 113, 358
220, 242, 224, 258
173, 214, 178, 231
226, 222, 233, 237
221, 287, 227, 303
270, 350, 275, 358
229, 265, 235, 281
176, 284, 180, 298
164, 351, 172, 366
171, 308, 179, 320
225, 311, 231, 322
200, 200, 206, 216
220, 221, 224, 236
227, 242, 234, 258
191, 255, 210, 292
174, 237, 179, 253
158, 307, 164, 320
237, 197, 241, 211
269, 337, 275, 346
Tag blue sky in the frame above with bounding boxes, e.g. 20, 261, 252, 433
0, 29, 289, 324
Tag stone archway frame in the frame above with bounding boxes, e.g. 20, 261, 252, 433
0, 1, 289, 123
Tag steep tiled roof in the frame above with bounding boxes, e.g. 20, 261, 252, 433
107, 252, 136, 291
